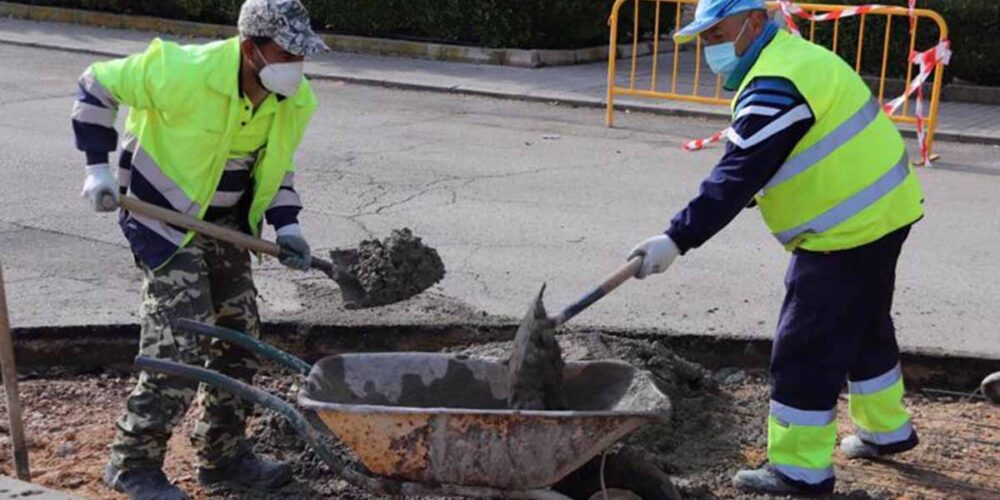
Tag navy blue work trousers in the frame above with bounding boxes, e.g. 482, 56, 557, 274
770, 225, 912, 410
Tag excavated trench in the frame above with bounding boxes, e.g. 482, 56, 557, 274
11, 321, 997, 390
6, 319, 1000, 499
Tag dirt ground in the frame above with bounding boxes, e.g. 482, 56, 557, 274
1, 332, 998, 499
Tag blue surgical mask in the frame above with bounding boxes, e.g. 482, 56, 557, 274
704, 16, 751, 77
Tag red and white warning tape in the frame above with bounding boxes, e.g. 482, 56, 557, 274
683, 129, 727, 151
882, 39, 951, 164
684, 0, 949, 165
777, 0, 886, 36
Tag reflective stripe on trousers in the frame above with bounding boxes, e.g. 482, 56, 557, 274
849, 363, 914, 445
767, 399, 836, 485
774, 152, 910, 245
772, 463, 835, 485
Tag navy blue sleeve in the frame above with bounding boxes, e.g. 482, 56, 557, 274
72, 70, 120, 165
264, 172, 303, 231
666, 77, 816, 254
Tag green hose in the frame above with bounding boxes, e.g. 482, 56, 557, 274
174, 319, 311, 375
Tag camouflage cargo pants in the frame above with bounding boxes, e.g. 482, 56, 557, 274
110, 215, 261, 473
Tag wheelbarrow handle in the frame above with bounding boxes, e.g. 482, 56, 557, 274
174, 319, 311, 376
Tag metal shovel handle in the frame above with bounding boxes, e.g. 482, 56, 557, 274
554, 256, 642, 326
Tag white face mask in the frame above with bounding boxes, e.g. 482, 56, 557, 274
252, 45, 304, 97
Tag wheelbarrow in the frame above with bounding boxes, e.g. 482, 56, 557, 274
136, 319, 671, 499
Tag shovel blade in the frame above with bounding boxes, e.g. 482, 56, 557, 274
508, 284, 566, 410
333, 272, 369, 310
315, 249, 369, 310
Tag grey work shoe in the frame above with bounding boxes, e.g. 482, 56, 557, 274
197, 448, 292, 492
840, 432, 919, 460
840, 435, 880, 459
734, 465, 836, 495
732, 467, 804, 495
103, 463, 190, 500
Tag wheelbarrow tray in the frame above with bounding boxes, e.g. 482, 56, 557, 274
298, 352, 670, 490
137, 320, 671, 497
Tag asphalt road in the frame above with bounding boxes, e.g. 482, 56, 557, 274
1, 43, 998, 359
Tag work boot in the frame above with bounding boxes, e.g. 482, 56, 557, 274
196, 446, 292, 492
840, 432, 919, 459
732, 466, 832, 495
103, 463, 190, 500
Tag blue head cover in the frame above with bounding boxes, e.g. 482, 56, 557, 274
674, 0, 767, 43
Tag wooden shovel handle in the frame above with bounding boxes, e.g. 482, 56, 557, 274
109, 196, 354, 299
555, 256, 642, 326
0, 261, 30, 480
119, 196, 283, 256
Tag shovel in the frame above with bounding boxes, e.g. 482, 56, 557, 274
0, 260, 30, 480
508, 256, 643, 410
103, 194, 371, 309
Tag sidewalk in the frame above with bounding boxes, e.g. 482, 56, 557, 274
2, 16, 998, 145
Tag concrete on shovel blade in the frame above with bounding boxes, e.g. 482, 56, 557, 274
507, 284, 567, 410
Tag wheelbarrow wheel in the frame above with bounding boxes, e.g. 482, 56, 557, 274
553, 447, 681, 500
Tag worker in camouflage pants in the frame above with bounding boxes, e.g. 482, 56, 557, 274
109, 215, 263, 474
71, 1, 328, 497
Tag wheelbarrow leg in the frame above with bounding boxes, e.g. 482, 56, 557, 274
134, 356, 572, 499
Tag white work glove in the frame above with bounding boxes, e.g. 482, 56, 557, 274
81, 163, 118, 212
628, 234, 681, 279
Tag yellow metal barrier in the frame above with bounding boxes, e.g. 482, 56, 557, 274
605, 0, 949, 158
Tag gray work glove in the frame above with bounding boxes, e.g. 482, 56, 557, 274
81, 163, 118, 212
276, 225, 311, 271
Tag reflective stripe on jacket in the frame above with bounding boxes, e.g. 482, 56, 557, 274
736, 30, 923, 252
73, 37, 316, 269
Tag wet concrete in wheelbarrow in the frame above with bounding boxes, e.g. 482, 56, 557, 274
3, 332, 1000, 499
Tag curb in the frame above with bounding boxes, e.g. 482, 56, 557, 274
12, 321, 1000, 391
328, 32, 655, 69
2, 34, 998, 148
0, 1, 236, 39
0, 1, 657, 68
6, 2, 1000, 102
305, 71, 1000, 147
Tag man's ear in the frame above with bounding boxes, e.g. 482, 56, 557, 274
240, 38, 258, 61
752, 10, 768, 34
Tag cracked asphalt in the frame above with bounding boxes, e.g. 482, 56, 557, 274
2, 43, 999, 359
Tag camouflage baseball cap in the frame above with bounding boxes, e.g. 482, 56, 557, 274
238, 0, 329, 56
